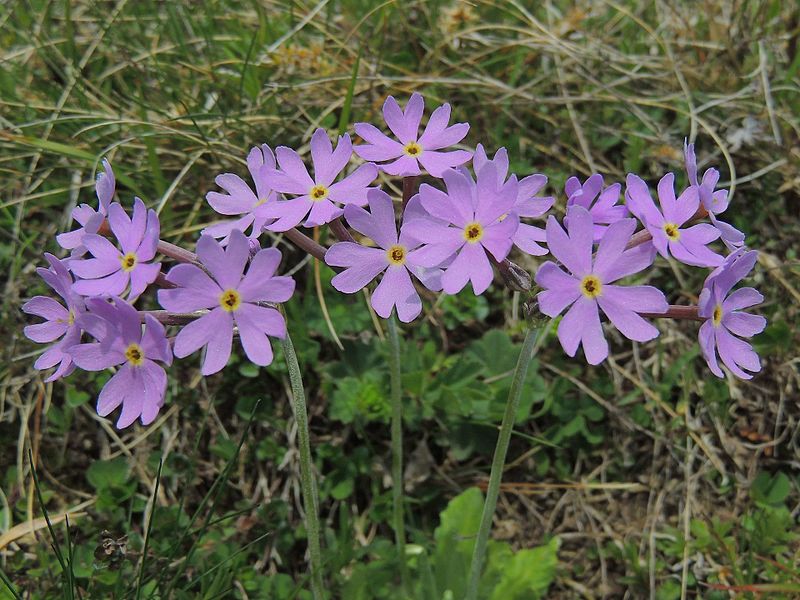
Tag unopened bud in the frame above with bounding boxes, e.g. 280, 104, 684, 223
498, 259, 531, 292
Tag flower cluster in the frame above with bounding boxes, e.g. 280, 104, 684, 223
24, 94, 767, 429
24, 162, 295, 427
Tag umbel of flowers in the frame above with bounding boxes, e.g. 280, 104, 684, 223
23, 93, 766, 599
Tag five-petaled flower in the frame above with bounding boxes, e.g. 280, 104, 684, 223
263, 128, 377, 231
402, 164, 519, 295
70, 198, 161, 301
353, 93, 472, 178
23, 254, 85, 381
535, 206, 668, 365
698, 249, 766, 379
325, 189, 442, 323
472, 144, 554, 256
70, 297, 173, 428
684, 140, 744, 250
203, 144, 279, 244
565, 173, 628, 242
158, 230, 295, 375
626, 173, 724, 267
57, 158, 116, 256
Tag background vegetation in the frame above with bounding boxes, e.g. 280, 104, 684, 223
1, 0, 798, 597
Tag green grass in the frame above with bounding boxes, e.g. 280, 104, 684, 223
2, 0, 799, 598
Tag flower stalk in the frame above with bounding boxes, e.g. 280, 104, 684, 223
280, 331, 325, 600
465, 326, 540, 600
386, 315, 408, 590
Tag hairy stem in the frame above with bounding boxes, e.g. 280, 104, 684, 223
280, 332, 325, 600
465, 327, 540, 600
386, 315, 408, 591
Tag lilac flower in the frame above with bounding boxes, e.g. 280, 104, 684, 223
69, 198, 161, 300
157, 230, 295, 375
535, 206, 668, 365
353, 93, 472, 178
565, 174, 628, 241
70, 297, 172, 428
22, 254, 85, 381
325, 190, 442, 323
262, 128, 377, 231
684, 140, 745, 249
698, 249, 765, 379
203, 144, 278, 244
401, 164, 519, 295
626, 173, 724, 267
57, 159, 116, 255
471, 144, 555, 256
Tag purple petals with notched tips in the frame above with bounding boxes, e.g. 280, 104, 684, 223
325, 189, 440, 323
402, 164, 519, 295
158, 230, 294, 375
535, 206, 667, 365
472, 144, 554, 256
69, 198, 161, 301
57, 158, 116, 256
262, 128, 378, 231
625, 173, 724, 267
565, 173, 628, 242
698, 249, 765, 379
683, 140, 744, 249
69, 296, 172, 429
203, 144, 279, 244
353, 93, 472, 178
22, 254, 85, 382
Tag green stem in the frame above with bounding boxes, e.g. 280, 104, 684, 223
386, 315, 408, 591
281, 333, 325, 600
465, 327, 540, 600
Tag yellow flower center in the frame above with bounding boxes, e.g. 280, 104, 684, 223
120, 252, 138, 272
463, 222, 484, 243
386, 244, 407, 266
712, 304, 723, 326
67, 310, 75, 326
254, 197, 269, 207
219, 289, 242, 312
663, 222, 680, 241
125, 343, 144, 366
403, 142, 422, 157
580, 275, 602, 299
310, 185, 329, 201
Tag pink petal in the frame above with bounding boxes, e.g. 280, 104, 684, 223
371, 266, 421, 322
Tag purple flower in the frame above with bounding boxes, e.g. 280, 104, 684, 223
22, 254, 85, 381
325, 190, 441, 323
57, 159, 116, 256
684, 140, 744, 249
535, 206, 668, 365
203, 144, 278, 244
353, 93, 472, 178
157, 230, 295, 375
565, 174, 628, 242
625, 173, 724, 267
70, 297, 172, 428
472, 144, 554, 256
698, 249, 765, 379
262, 128, 378, 231
402, 164, 519, 295
69, 198, 161, 300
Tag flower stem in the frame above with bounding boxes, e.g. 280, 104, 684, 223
280, 332, 325, 600
386, 315, 408, 591
465, 327, 540, 600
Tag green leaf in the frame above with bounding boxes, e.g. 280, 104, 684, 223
488, 537, 560, 600
86, 457, 130, 491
